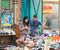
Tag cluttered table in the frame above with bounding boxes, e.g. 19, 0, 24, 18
0, 29, 16, 49
3, 35, 60, 50
0, 29, 60, 50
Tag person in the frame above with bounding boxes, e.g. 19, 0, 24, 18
19, 16, 30, 38
30, 15, 43, 37
16, 16, 30, 46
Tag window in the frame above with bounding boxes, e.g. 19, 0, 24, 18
43, 1, 59, 30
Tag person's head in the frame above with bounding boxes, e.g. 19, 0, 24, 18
23, 16, 29, 26
33, 15, 38, 21
23, 16, 28, 23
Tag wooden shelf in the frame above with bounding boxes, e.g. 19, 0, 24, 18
0, 34, 16, 36
44, 28, 59, 31
43, 1, 60, 4
0, 34, 16, 48
43, 13, 59, 14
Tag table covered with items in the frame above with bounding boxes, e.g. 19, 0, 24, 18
4, 30, 60, 50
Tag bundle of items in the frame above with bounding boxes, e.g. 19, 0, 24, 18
0, 28, 15, 35
4, 45, 16, 50
4, 30, 60, 50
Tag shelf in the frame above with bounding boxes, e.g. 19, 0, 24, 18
0, 34, 16, 36
43, 29, 59, 31
0, 35, 16, 48
43, 1, 60, 4
43, 13, 59, 14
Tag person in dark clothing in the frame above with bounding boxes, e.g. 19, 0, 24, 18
30, 15, 44, 37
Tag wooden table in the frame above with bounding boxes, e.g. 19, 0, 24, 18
0, 34, 16, 49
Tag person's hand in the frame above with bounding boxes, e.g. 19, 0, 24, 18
41, 24, 44, 30
24, 26, 29, 30
35, 29, 40, 33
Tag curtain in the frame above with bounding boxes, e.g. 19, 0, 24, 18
22, 0, 43, 34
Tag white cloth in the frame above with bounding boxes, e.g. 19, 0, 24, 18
44, 39, 50, 50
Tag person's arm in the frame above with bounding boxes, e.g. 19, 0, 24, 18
35, 21, 42, 32
19, 27, 26, 31
41, 25, 44, 30
38, 21, 44, 30
19, 21, 28, 31
35, 25, 44, 33
19, 25, 29, 31
35, 21, 44, 32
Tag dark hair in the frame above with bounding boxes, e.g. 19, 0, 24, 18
33, 15, 37, 18
23, 16, 29, 26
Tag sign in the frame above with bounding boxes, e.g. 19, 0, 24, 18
43, 4, 52, 14
1, 10, 13, 27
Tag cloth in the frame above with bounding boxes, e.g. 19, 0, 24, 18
44, 39, 50, 50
